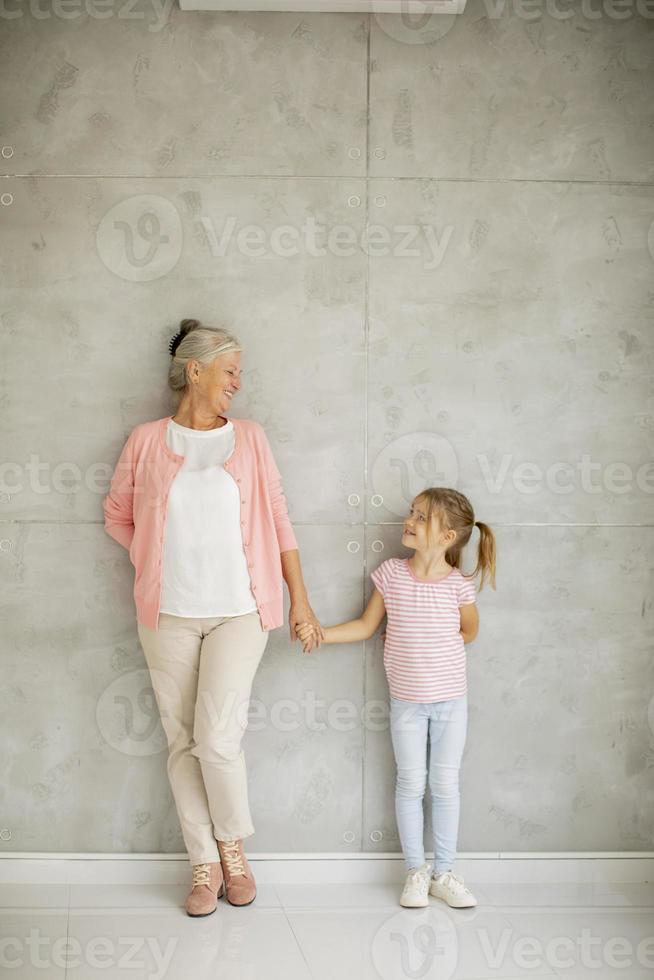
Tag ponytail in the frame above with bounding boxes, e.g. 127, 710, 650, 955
472, 520, 497, 591
416, 488, 497, 593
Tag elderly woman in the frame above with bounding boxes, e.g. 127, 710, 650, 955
103, 318, 324, 917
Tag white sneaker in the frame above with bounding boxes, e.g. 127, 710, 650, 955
399, 862, 432, 907
429, 869, 477, 908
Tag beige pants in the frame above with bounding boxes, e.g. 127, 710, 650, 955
136, 610, 269, 866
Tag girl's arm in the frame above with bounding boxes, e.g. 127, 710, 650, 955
297, 588, 386, 648
459, 602, 479, 644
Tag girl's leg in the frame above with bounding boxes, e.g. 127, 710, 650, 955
190, 610, 269, 842
136, 614, 219, 866
427, 695, 468, 874
389, 697, 430, 871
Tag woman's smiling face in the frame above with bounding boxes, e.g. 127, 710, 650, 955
192, 350, 243, 414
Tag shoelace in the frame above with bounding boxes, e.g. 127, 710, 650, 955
191, 863, 212, 887
220, 840, 246, 877
406, 866, 431, 889
435, 871, 467, 891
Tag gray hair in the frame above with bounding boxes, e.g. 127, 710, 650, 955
167, 318, 243, 399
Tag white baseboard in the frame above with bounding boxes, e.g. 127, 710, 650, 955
0, 852, 652, 885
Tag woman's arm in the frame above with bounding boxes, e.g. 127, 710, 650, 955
103, 431, 136, 551
281, 549, 325, 646
255, 423, 324, 645
298, 588, 386, 648
280, 548, 306, 603
256, 422, 298, 554
459, 602, 479, 644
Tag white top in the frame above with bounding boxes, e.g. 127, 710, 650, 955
159, 418, 258, 618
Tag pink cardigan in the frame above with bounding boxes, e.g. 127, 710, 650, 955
103, 415, 299, 632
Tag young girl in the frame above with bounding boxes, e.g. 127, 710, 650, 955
297, 487, 496, 909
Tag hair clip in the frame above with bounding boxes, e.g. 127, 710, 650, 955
168, 331, 183, 357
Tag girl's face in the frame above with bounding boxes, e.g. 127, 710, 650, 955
402, 497, 432, 550
402, 497, 453, 553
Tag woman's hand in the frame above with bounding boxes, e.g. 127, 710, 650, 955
289, 600, 324, 654
296, 622, 318, 653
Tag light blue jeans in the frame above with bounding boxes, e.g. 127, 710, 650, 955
390, 694, 468, 873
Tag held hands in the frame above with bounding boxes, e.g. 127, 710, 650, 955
289, 600, 325, 655
296, 621, 322, 654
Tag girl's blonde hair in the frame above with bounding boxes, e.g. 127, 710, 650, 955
167, 318, 243, 401
415, 487, 497, 591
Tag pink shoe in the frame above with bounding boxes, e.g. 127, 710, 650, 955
217, 839, 257, 906
185, 862, 224, 917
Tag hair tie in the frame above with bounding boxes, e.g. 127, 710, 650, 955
168, 331, 183, 357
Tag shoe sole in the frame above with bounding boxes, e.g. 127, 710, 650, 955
399, 898, 429, 908
186, 906, 218, 917
225, 893, 256, 907
429, 889, 477, 908
186, 885, 225, 916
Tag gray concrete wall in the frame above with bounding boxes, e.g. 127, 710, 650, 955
1, 1, 653, 856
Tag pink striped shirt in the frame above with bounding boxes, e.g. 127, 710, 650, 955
370, 558, 477, 703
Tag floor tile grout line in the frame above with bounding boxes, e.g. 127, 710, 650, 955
480, 904, 654, 913
7, 898, 654, 912
4, 520, 654, 528
63, 896, 71, 980
277, 898, 318, 980
2, 173, 653, 187
0, 906, 70, 912
7, 900, 652, 911
360, 8, 372, 858
466, 974, 559, 979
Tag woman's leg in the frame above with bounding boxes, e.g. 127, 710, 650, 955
427, 695, 468, 874
389, 697, 430, 871
190, 610, 269, 843
136, 614, 219, 866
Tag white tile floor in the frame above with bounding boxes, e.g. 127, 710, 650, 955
0, 878, 652, 980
